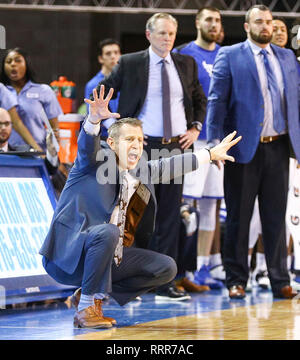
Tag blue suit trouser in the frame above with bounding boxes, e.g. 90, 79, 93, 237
43, 224, 177, 306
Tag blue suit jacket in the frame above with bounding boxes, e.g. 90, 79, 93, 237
39, 126, 198, 274
206, 40, 300, 163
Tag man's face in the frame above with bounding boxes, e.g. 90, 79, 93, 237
146, 18, 177, 58
98, 44, 121, 72
0, 113, 12, 145
272, 19, 288, 48
196, 9, 222, 43
245, 9, 273, 45
108, 124, 144, 171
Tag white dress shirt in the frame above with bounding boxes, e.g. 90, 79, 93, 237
138, 47, 187, 137
247, 39, 287, 136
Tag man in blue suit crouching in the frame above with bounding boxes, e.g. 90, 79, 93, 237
206, 4, 300, 300
40, 85, 241, 328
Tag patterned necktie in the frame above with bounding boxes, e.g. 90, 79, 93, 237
161, 59, 172, 141
260, 49, 286, 134
114, 172, 129, 266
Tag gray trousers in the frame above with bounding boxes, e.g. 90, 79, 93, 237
43, 224, 177, 306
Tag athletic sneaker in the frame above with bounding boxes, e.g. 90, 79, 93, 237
255, 270, 271, 290
194, 265, 224, 289
245, 273, 253, 292
290, 272, 300, 291
209, 264, 226, 281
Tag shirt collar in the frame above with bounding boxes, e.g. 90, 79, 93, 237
149, 46, 172, 65
7, 80, 33, 94
247, 39, 272, 56
0, 143, 8, 152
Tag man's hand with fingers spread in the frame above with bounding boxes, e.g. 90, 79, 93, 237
84, 85, 120, 124
209, 131, 242, 163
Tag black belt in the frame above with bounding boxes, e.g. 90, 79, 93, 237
146, 135, 180, 144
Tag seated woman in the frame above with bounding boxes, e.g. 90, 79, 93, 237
0, 47, 62, 151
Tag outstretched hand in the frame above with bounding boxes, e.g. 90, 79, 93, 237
84, 85, 120, 124
210, 131, 242, 163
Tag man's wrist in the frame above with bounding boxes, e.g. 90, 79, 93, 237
87, 114, 101, 125
205, 148, 213, 163
191, 121, 202, 132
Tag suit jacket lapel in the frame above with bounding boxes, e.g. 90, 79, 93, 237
137, 49, 150, 109
171, 52, 188, 96
270, 44, 288, 97
242, 41, 263, 94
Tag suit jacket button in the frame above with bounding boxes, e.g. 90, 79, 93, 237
260, 123, 263, 126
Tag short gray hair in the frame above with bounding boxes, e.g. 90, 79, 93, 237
146, 12, 178, 33
108, 118, 143, 140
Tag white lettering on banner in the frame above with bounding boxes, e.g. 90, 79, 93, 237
286, 159, 300, 270
0, 178, 54, 279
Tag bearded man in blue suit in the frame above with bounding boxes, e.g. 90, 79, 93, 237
206, 5, 300, 300
40, 85, 241, 328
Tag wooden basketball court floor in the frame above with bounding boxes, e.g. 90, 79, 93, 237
0, 287, 300, 340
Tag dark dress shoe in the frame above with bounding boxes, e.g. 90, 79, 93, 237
155, 286, 191, 301
229, 285, 246, 299
273, 285, 298, 299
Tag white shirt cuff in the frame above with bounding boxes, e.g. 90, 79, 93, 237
194, 148, 210, 165
84, 116, 101, 136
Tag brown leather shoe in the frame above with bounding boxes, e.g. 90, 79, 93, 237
71, 288, 116, 325
70, 288, 81, 310
176, 278, 210, 293
229, 285, 246, 299
273, 285, 298, 299
94, 299, 117, 325
74, 305, 112, 328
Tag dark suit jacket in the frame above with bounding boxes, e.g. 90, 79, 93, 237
39, 126, 199, 274
98, 49, 207, 129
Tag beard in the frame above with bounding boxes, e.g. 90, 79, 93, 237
250, 29, 272, 44
0, 133, 10, 144
200, 27, 220, 44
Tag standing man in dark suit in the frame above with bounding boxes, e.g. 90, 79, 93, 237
99, 12, 207, 301
206, 5, 300, 299
40, 86, 241, 328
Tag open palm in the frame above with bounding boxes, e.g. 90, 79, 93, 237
84, 85, 120, 123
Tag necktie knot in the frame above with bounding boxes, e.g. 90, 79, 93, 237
260, 49, 268, 57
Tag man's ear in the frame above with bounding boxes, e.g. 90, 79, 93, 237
145, 29, 151, 42
106, 137, 115, 151
98, 55, 103, 65
244, 22, 249, 34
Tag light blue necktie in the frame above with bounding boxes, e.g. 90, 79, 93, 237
260, 49, 286, 134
